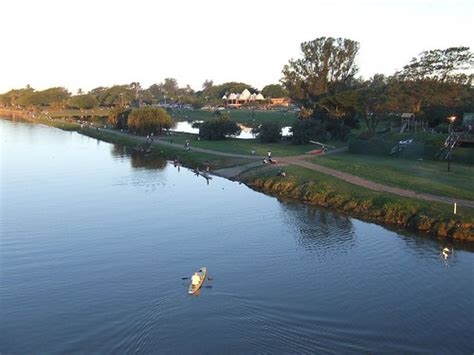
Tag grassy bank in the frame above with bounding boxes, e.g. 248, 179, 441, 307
311, 153, 474, 201
242, 165, 474, 242
80, 128, 253, 171
159, 133, 320, 156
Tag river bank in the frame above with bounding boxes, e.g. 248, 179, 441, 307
2, 110, 473, 241
240, 165, 474, 242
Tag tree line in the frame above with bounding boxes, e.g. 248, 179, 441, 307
0, 79, 287, 110
281, 38, 473, 141
1, 38, 472, 143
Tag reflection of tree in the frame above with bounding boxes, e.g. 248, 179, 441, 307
110, 144, 167, 170
110, 144, 128, 158
279, 202, 355, 256
130, 151, 167, 170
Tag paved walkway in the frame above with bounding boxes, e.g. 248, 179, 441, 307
96, 128, 474, 208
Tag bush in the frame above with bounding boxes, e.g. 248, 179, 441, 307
290, 117, 351, 145
128, 106, 173, 135
108, 107, 131, 129
253, 122, 282, 143
198, 115, 241, 140
291, 118, 328, 145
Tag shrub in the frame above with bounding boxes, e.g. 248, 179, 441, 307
198, 115, 241, 140
108, 107, 131, 129
291, 117, 351, 144
253, 122, 282, 143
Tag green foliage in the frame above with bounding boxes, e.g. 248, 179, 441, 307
12, 87, 70, 108
282, 37, 360, 105
261, 84, 288, 98
396, 46, 473, 84
90, 85, 135, 107
291, 109, 351, 145
198, 115, 241, 140
68, 94, 98, 109
291, 117, 329, 144
127, 106, 173, 135
108, 107, 131, 129
253, 122, 282, 143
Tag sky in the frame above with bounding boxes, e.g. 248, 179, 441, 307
1, 0, 472, 94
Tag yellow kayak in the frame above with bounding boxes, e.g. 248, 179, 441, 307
188, 267, 207, 295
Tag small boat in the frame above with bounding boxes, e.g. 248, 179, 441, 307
188, 267, 207, 295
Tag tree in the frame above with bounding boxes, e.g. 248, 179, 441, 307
14, 87, 69, 108
91, 85, 134, 107
198, 115, 241, 140
291, 107, 351, 144
253, 122, 282, 143
202, 79, 214, 91
68, 94, 98, 109
357, 74, 396, 136
108, 107, 131, 129
396, 46, 473, 84
127, 107, 173, 135
261, 84, 288, 98
282, 37, 360, 108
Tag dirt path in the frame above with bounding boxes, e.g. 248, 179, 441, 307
279, 155, 474, 208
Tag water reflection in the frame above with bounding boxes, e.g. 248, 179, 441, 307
110, 144, 167, 170
280, 202, 355, 256
171, 120, 291, 139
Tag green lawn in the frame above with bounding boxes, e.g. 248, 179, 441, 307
170, 108, 297, 126
311, 153, 474, 200
246, 164, 474, 222
159, 133, 318, 157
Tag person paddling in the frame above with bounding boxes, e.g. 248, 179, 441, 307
191, 272, 201, 287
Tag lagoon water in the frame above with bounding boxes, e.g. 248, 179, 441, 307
1, 119, 473, 353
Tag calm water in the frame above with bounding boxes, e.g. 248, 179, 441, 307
1, 119, 473, 354
172, 121, 291, 139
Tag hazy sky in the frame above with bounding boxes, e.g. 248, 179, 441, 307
1, 0, 472, 93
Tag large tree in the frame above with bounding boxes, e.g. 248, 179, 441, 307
396, 46, 473, 84
261, 84, 288, 98
281, 37, 360, 109
127, 107, 173, 135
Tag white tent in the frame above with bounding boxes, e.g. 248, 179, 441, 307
256, 93, 265, 100
240, 88, 251, 100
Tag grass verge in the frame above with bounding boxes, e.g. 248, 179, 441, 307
311, 153, 474, 201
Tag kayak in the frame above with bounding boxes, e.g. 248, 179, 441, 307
188, 267, 207, 295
